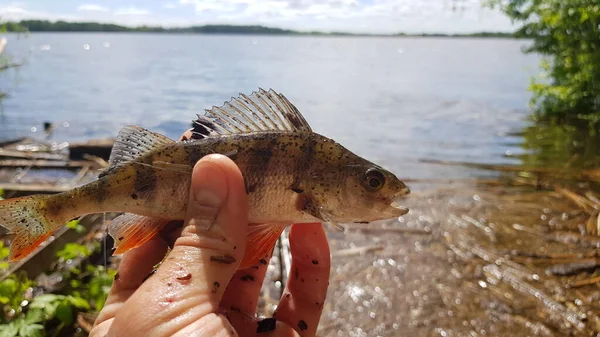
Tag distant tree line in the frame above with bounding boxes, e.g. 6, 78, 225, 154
7, 21, 301, 34
3, 20, 516, 38
396, 32, 516, 38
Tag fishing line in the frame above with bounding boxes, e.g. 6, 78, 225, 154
130, 161, 192, 174
103, 212, 108, 287
128, 149, 238, 174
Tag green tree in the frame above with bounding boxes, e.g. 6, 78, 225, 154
489, 0, 600, 124
0, 20, 26, 103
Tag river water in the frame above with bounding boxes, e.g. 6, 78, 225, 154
6, 33, 600, 337
0, 33, 541, 183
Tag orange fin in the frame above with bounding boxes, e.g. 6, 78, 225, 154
0, 195, 58, 261
240, 223, 287, 269
109, 213, 170, 255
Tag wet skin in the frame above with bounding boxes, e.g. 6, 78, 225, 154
89, 129, 331, 337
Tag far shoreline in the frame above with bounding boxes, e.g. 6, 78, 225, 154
3, 20, 519, 39
8, 32, 521, 40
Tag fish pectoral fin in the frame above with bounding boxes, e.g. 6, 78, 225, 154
151, 161, 193, 174
294, 192, 323, 220
109, 213, 170, 255
240, 223, 287, 269
190, 88, 312, 140
289, 183, 304, 194
107, 126, 175, 170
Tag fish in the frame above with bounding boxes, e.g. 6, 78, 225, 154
0, 88, 410, 268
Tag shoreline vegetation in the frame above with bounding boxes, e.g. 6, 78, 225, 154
489, 0, 600, 123
3, 20, 516, 38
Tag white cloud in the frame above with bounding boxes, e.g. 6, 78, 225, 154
178, 0, 366, 22
176, 0, 515, 33
179, 0, 480, 22
0, 0, 515, 33
114, 6, 150, 16
0, 3, 27, 14
0, 3, 81, 22
77, 4, 109, 12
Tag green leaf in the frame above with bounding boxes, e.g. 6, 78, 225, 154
95, 293, 107, 311
56, 243, 93, 261
30, 294, 63, 318
0, 321, 19, 337
66, 220, 79, 229
30, 294, 63, 307
66, 220, 86, 233
18, 323, 43, 337
0, 279, 18, 295
24, 308, 45, 324
66, 295, 89, 310
55, 301, 73, 326
70, 279, 81, 288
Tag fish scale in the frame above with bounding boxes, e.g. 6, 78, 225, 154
0, 88, 410, 268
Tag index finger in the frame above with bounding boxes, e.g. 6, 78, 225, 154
91, 235, 170, 336
273, 223, 331, 337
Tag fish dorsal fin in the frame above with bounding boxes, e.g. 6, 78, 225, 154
108, 126, 175, 167
190, 88, 312, 139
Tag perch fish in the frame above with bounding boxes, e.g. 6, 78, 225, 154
0, 88, 410, 268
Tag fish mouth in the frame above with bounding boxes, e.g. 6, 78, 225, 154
390, 187, 411, 215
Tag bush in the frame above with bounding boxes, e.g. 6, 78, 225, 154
489, 0, 600, 123
0, 219, 116, 337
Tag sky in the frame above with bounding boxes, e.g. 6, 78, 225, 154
0, 0, 516, 34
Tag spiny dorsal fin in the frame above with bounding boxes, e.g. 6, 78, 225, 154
108, 126, 175, 167
190, 88, 312, 140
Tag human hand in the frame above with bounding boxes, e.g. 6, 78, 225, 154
90, 153, 331, 337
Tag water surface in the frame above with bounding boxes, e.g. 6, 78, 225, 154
0, 33, 541, 183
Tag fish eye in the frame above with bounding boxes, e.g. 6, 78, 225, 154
363, 168, 385, 191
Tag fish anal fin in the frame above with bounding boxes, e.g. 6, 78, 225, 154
191, 88, 312, 139
109, 213, 170, 255
240, 223, 287, 269
107, 126, 175, 169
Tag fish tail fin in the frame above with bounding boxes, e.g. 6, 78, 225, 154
0, 195, 56, 261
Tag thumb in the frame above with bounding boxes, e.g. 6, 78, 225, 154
108, 154, 248, 337
171, 153, 249, 302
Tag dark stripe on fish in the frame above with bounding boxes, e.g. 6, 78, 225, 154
184, 143, 205, 168
95, 177, 110, 203
290, 134, 316, 191
245, 136, 275, 199
245, 182, 257, 194
133, 158, 157, 200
